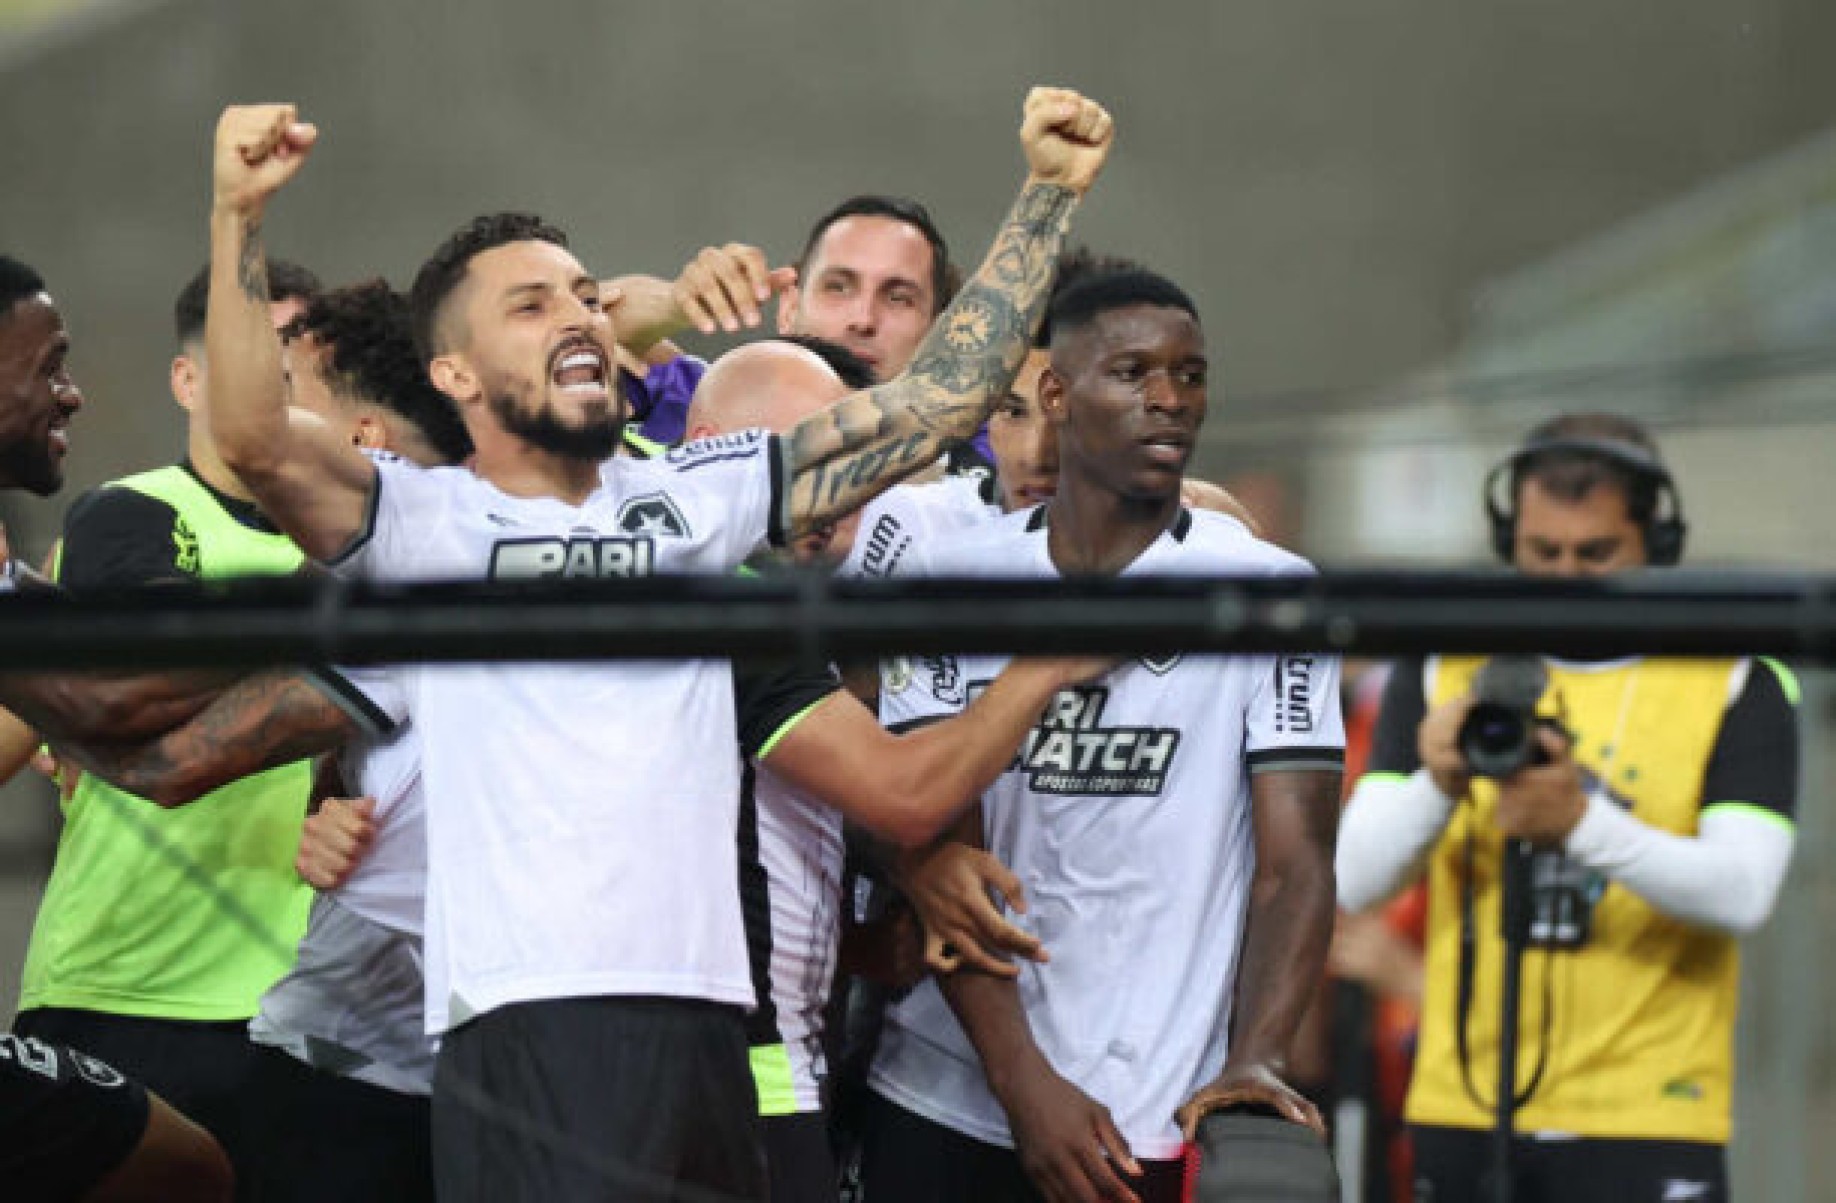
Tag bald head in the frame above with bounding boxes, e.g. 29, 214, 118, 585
685, 340, 850, 438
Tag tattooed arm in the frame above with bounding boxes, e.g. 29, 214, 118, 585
777, 88, 1114, 538
52, 672, 360, 809
207, 104, 377, 561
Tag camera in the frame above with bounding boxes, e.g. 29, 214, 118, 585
1455, 655, 1556, 779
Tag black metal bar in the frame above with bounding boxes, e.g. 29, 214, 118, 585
0, 570, 1830, 671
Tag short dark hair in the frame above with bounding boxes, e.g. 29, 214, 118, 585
1513, 412, 1666, 525
173, 259, 322, 348
0, 255, 46, 322
1045, 265, 1200, 350
779, 333, 877, 392
297, 279, 474, 466
408, 212, 570, 361
797, 195, 954, 315
1038, 247, 1149, 348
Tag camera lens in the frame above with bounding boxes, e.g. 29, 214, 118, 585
1458, 702, 1534, 779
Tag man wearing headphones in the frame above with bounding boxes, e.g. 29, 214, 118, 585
1336, 413, 1796, 1202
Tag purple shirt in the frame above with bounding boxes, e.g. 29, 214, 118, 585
622, 356, 707, 447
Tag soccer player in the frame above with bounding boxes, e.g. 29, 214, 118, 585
203, 89, 1112, 1201
0, 253, 232, 1203
11, 260, 323, 1193
858, 265, 1346, 1203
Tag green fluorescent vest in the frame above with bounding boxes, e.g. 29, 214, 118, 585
20, 466, 313, 1021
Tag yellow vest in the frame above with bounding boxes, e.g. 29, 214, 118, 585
1405, 655, 1741, 1143
21, 466, 313, 1021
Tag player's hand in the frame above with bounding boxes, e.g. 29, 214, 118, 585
898, 842, 1046, 977
1020, 87, 1115, 198
1494, 725, 1587, 845
1001, 1056, 1142, 1203
1417, 694, 1476, 801
1174, 1061, 1324, 1141
673, 243, 797, 335
213, 104, 318, 218
295, 795, 376, 889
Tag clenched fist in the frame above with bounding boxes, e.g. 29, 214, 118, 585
1019, 87, 1114, 197
213, 103, 318, 218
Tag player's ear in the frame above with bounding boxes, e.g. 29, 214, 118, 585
774, 284, 801, 337
352, 415, 387, 451
428, 352, 476, 406
170, 354, 199, 412
1037, 366, 1069, 426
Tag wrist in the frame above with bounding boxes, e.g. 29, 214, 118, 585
985, 1042, 1054, 1106
209, 201, 263, 228
1021, 173, 1084, 203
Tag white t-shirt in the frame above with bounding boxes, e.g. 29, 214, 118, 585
841, 475, 1000, 580
250, 667, 434, 1093
330, 435, 782, 1032
867, 506, 1346, 1158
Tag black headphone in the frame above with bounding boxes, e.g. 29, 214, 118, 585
1483, 434, 1687, 566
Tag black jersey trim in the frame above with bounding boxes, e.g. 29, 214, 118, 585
767, 434, 788, 549
1025, 504, 1049, 532
1172, 507, 1194, 542
1246, 746, 1346, 774
324, 470, 384, 569
736, 759, 782, 1046
884, 714, 949, 736
304, 667, 398, 740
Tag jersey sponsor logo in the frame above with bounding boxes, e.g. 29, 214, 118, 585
615, 493, 691, 539
665, 429, 765, 469
999, 683, 1182, 796
489, 536, 655, 580
1273, 656, 1317, 735
857, 511, 914, 578
883, 656, 914, 695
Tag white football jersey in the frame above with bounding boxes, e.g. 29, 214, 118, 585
867, 506, 1345, 1158
841, 474, 1000, 580
250, 667, 433, 1093
331, 435, 782, 1032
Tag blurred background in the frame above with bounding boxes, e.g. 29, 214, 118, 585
1, 0, 1833, 1195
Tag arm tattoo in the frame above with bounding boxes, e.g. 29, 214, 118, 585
781, 180, 1078, 536
63, 673, 356, 807
236, 219, 270, 303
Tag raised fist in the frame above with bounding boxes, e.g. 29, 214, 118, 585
1019, 87, 1114, 197
213, 103, 318, 217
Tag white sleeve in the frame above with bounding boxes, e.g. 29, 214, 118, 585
878, 654, 973, 732
661, 429, 784, 562
1244, 652, 1347, 773
1336, 768, 1460, 912
307, 663, 410, 741
1563, 793, 1795, 935
325, 454, 439, 581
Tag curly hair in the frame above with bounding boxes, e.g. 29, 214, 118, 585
408, 212, 570, 361
299, 279, 473, 466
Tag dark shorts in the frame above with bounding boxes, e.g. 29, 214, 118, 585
857, 1090, 1186, 1203
243, 1042, 433, 1203
0, 1032, 150, 1202
1411, 1124, 1729, 1203
763, 1109, 838, 1203
432, 995, 766, 1203
14, 1006, 258, 1193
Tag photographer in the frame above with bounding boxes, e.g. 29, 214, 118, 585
1336, 414, 1797, 1202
